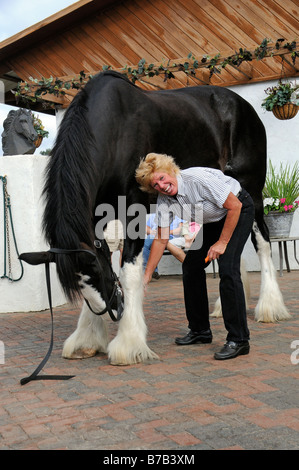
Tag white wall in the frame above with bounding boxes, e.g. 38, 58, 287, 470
0, 155, 66, 312
230, 79, 299, 169
231, 79, 299, 272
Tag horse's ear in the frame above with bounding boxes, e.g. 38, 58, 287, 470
19, 251, 55, 265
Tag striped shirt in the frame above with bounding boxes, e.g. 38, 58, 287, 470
156, 167, 241, 227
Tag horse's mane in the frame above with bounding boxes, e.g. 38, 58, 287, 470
42, 71, 135, 300
2, 110, 17, 146
43, 85, 97, 300
43, 72, 131, 248
2, 110, 16, 132
2, 109, 33, 151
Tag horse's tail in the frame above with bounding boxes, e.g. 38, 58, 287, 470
43, 88, 96, 301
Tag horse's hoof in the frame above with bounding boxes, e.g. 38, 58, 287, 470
110, 361, 133, 366
109, 358, 141, 366
63, 348, 98, 359
109, 356, 141, 366
109, 349, 159, 366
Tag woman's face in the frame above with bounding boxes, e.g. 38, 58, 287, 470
151, 172, 178, 196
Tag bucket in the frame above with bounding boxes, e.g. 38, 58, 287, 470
265, 211, 294, 238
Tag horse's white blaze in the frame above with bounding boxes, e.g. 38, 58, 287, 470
107, 252, 159, 365
78, 273, 107, 312
62, 274, 109, 358
254, 225, 291, 322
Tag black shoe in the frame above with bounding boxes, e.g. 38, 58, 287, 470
175, 329, 212, 346
214, 341, 250, 360
152, 272, 160, 280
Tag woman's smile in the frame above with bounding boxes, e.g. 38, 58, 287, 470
151, 172, 178, 196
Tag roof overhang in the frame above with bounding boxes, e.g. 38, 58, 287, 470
0, 0, 118, 63
15, 40, 299, 110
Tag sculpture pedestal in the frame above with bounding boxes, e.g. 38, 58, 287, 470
0, 155, 66, 312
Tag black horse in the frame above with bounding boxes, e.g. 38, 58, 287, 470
20, 71, 289, 366
1, 109, 37, 155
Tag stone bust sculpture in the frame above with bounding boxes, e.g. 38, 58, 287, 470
1, 109, 38, 155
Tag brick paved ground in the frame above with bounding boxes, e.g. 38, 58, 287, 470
0, 271, 298, 451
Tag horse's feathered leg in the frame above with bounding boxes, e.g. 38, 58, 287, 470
107, 252, 159, 365
62, 302, 109, 359
252, 222, 291, 322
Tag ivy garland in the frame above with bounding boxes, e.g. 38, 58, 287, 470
13, 38, 298, 107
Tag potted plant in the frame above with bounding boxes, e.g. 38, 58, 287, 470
263, 160, 299, 237
261, 81, 299, 120
32, 113, 49, 148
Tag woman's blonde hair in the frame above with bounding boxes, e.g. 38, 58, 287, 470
135, 152, 180, 193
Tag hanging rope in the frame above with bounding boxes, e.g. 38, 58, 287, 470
0, 175, 24, 281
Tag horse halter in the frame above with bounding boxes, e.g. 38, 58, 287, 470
20, 241, 124, 386
48, 242, 124, 322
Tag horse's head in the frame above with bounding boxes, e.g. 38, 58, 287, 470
19, 240, 124, 321
2, 109, 38, 155
14, 109, 38, 143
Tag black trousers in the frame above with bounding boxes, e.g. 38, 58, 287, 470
182, 189, 255, 343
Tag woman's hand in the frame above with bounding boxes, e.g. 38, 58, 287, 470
207, 192, 242, 261
207, 240, 227, 261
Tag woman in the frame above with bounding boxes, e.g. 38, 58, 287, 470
135, 152, 255, 360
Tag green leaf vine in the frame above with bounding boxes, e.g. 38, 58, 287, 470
13, 38, 298, 107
